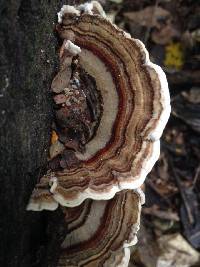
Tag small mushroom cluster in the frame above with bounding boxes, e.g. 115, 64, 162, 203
27, 2, 170, 266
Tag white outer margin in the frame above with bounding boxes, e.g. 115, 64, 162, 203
135, 39, 171, 142
50, 141, 160, 208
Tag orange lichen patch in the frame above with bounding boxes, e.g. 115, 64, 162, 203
51, 130, 58, 144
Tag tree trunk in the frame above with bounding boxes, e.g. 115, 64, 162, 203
0, 1, 84, 266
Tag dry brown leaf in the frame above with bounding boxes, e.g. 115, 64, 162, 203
182, 87, 200, 104
157, 234, 200, 267
124, 6, 171, 28
152, 24, 180, 45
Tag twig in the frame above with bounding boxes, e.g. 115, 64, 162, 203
143, 206, 180, 221
146, 178, 171, 206
169, 158, 194, 225
144, 0, 159, 45
192, 164, 200, 188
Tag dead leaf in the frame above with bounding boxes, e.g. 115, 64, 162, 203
143, 206, 179, 222
157, 233, 200, 267
152, 24, 180, 45
182, 87, 200, 104
124, 6, 171, 28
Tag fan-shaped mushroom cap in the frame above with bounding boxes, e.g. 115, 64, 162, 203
27, 2, 170, 210
27, 173, 58, 211
58, 190, 141, 267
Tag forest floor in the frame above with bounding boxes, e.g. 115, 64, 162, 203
99, 0, 200, 266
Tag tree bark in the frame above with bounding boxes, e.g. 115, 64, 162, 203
0, 1, 83, 266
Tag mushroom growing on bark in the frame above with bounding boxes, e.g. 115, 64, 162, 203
58, 190, 142, 267
27, 1, 170, 210
27, 2, 170, 266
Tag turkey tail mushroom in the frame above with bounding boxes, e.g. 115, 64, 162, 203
58, 189, 142, 267
27, 1, 170, 210
27, 2, 170, 266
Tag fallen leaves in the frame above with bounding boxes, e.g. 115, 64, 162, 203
124, 6, 171, 28
157, 234, 200, 267
152, 25, 180, 45
123, 6, 179, 45
131, 224, 200, 267
172, 88, 200, 133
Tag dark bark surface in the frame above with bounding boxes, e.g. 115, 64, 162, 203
0, 1, 74, 266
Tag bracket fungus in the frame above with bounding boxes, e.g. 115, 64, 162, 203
58, 190, 142, 267
27, 2, 170, 266
27, 2, 170, 210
